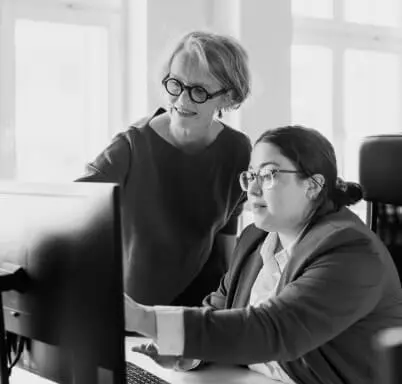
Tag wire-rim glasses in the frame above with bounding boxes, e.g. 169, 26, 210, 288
163, 77, 227, 104
239, 168, 300, 191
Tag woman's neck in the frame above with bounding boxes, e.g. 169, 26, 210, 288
169, 119, 222, 147
277, 221, 309, 250
151, 113, 223, 153
169, 123, 212, 149
277, 232, 299, 251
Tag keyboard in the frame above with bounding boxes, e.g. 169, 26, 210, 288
126, 361, 171, 384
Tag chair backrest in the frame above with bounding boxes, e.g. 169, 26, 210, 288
375, 327, 402, 384
360, 135, 402, 384
359, 134, 402, 279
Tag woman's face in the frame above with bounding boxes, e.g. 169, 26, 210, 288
165, 50, 227, 136
247, 142, 314, 235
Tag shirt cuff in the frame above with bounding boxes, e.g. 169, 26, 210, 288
154, 306, 185, 355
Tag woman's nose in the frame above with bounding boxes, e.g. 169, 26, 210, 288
248, 178, 262, 196
176, 88, 193, 104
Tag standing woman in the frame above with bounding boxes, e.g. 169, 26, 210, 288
77, 31, 252, 306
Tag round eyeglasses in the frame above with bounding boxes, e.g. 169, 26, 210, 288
239, 168, 300, 191
163, 77, 227, 104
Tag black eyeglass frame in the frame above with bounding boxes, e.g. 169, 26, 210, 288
162, 77, 228, 104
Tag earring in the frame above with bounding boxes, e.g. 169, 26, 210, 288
217, 109, 223, 119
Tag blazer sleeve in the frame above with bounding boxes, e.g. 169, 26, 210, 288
75, 132, 132, 185
201, 224, 263, 310
181, 227, 384, 365
201, 273, 230, 310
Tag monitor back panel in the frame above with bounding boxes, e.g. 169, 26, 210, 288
0, 181, 126, 384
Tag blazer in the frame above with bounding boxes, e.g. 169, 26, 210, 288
181, 207, 402, 384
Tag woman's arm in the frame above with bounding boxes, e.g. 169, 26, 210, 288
124, 294, 202, 371
182, 228, 385, 365
124, 293, 157, 339
76, 133, 132, 185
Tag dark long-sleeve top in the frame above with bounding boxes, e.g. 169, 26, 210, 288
77, 108, 251, 305
181, 207, 402, 384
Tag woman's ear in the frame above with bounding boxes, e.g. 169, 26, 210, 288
216, 92, 233, 118
220, 90, 234, 111
305, 174, 325, 200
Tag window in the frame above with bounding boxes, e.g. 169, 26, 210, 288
15, 20, 110, 181
343, 50, 400, 182
292, 0, 333, 19
344, 0, 401, 27
0, 0, 123, 181
291, 45, 333, 141
291, 0, 402, 220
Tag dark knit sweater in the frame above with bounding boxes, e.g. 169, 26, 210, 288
77, 108, 251, 304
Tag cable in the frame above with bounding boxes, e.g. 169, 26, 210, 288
5, 333, 26, 377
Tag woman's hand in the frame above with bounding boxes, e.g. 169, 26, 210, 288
132, 342, 201, 371
124, 293, 157, 339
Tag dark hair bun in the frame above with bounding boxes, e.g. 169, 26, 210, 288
334, 181, 363, 207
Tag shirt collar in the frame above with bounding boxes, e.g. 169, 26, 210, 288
260, 223, 309, 265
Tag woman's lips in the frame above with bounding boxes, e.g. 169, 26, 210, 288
251, 202, 267, 211
174, 106, 196, 117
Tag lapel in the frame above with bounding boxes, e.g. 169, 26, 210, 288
277, 225, 321, 290
227, 225, 267, 308
231, 247, 263, 308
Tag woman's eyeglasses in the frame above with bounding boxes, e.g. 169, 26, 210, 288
163, 77, 227, 104
239, 168, 300, 191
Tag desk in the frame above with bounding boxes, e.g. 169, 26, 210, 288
9, 337, 275, 384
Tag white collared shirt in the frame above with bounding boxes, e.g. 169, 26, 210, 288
248, 232, 298, 383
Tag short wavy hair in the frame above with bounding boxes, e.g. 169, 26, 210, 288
161, 31, 251, 111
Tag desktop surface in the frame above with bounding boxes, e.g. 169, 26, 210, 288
10, 337, 274, 384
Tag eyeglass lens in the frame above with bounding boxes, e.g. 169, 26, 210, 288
240, 170, 274, 191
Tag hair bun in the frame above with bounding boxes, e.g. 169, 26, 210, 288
332, 180, 363, 207
344, 182, 363, 206
336, 177, 347, 192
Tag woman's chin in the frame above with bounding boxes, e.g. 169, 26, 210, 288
253, 216, 275, 232
254, 222, 265, 230
253, 217, 267, 230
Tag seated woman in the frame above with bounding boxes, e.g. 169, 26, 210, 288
125, 125, 402, 384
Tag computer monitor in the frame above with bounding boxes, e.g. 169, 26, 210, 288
0, 181, 126, 384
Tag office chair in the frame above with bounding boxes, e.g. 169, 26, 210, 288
359, 134, 402, 281
359, 134, 402, 384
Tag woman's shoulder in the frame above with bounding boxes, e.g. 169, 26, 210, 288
120, 108, 167, 141
300, 208, 390, 271
306, 208, 374, 247
212, 123, 251, 168
282, 209, 387, 290
219, 122, 252, 150
129, 108, 166, 130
